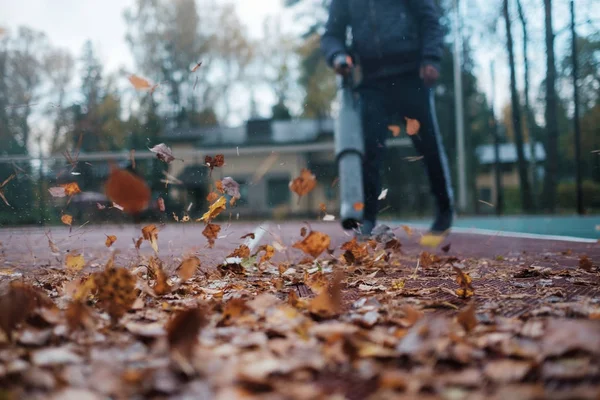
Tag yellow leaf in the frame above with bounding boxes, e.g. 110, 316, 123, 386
105, 235, 117, 248
405, 117, 421, 135
142, 224, 159, 254
419, 233, 445, 248
401, 225, 413, 237
65, 254, 85, 272
198, 196, 226, 222
61, 214, 73, 226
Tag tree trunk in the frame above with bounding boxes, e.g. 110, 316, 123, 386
503, 0, 533, 211
542, 0, 559, 213
516, 0, 537, 207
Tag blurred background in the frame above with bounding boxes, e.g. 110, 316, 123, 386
0, 0, 598, 237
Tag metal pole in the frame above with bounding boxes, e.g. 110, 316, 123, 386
453, 0, 467, 212
570, 0, 584, 215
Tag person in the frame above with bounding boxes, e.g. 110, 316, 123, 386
321, 0, 454, 237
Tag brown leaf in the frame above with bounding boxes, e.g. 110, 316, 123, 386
142, 224, 159, 254
385, 238, 402, 252
166, 307, 207, 356
49, 182, 81, 198
93, 267, 137, 325
157, 197, 165, 212
453, 266, 475, 298
218, 298, 249, 326
149, 257, 171, 296
177, 256, 200, 282
105, 235, 117, 248
340, 238, 369, 263
205, 154, 225, 173
289, 168, 317, 198
149, 143, 175, 163
206, 192, 219, 203
457, 302, 477, 333
308, 271, 343, 319
293, 231, 331, 258
227, 244, 250, 259
240, 233, 255, 240
0, 282, 54, 340
198, 196, 226, 222
484, 360, 533, 383
191, 61, 203, 72
128, 74, 152, 90
61, 214, 73, 226
419, 251, 441, 268
202, 223, 221, 248
300, 226, 307, 237
441, 243, 451, 253
388, 125, 401, 137
65, 301, 94, 332
65, 253, 85, 272
401, 225, 413, 237
135, 236, 143, 250
254, 244, 275, 264
579, 255, 594, 272
405, 117, 421, 135
104, 167, 151, 214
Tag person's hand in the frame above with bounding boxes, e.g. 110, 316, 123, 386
333, 53, 353, 76
420, 64, 440, 87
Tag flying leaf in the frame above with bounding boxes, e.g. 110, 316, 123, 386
157, 197, 165, 212
457, 302, 478, 333
441, 243, 451, 253
0, 282, 54, 341
166, 307, 207, 356
149, 257, 171, 295
300, 227, 307, 237
419, 233, 445, 248
308, 271, 343, 319
61, 214, 73, 226
401, 225, 413, 237
0, 174, 15, 206
405, 117, 421, 135
227, 244, 250, 259
378, 188, 388, 200
191, 61, 203, 72
323, 214, 335, 221
292, 231, 331, 258
104, 167, 151, 214
453, 266, 475, 298
215, 180, 224, 193
142, 224, 159, 254
202, 223, 221, 248
198, 196, 226, 222
240, 233, 255, 240
221, 177, 241, 199
205, 154, 225, 173
105, 235, 117, 248
149, 143, 175, 164
48, 239, 60, 254
65, 254, 85, 272
176, 256, 201, 282
128, 74, 152, 90
93, 267, 137, 325
254, 244, 275, 264
388, 125, 401, 137
353, 202, 364, 211
206, 192, 219, 203
96, 202, 106, 210
49, 183, 80, 197
289, 168, 317, 198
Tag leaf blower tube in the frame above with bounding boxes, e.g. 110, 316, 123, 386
334, 70, 364, 230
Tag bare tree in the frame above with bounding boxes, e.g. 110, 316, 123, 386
503, 0, 533, 211
44, 48, 74, 153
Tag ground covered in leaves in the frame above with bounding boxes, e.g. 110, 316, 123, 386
0, 222, 599, 400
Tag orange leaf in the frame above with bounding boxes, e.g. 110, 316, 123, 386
166, 307, 207, 356
227, 244, 250, 259
177, 256, 201, 282
202, 223, 221, 248
149, 257, 171, 296
105, 235, 117, 248
453, 266, 474, 298
254, 244, 275, 264
319, 203, 327, 213
61, 214, 73, 226
353, 202, 364, 211
141, 224, 159, 254
215, 180, 224, 194
206, 192, 219, 203
191, 61, 203, 72
405, 117, 421, 135
104, 167, 151, 214
289, 168, 317, 198
292, 231, 331, 258
128, 74, 152, 90
388, 125, 401, 137
308, 271, 343, 318
62, 182, 81, 196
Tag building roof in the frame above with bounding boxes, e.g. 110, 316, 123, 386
476, 142, 546, 165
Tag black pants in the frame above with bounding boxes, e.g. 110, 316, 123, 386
357, 73, 454, 223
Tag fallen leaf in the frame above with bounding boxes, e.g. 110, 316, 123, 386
254, 244, 275, 264
293, 231, 331, 258
176, 256, 200, 282
405, 117, 421, 135
227, 244, 251, 259
353, 202, 364, 211
0, 282, 54, 340
198, 196, 226, 222
579, 255, 594, 272
166, 307, 207, 356
128, 74, 152, 90
388, 125, 401, 137
61, 214, 73, 226
441, 243, 451, 253
219, 298, 249, 326
149, 143, 175, 163
142, 224, 159, 254
308, 271, 343, 318
31, 346, 83, 366
457, 302, 477, 333
453, 266, 474, 298
378, 188, 388, 200
157, 197, 165, 212
202, 223, 221, 248
149, 257, 172, 296
341, 238, 369, 263
289, 168, 317, 198
240, 233, 255, 240
104, 167, 151, 214
206, 192, 219, 203
65, 301, 94, 332
65, 254, 85, 272
484, 360, 533, 383
93, 267, 137, 324
0, 174, 16, 206
221, 177, 241, 199
105, 235, 117, 248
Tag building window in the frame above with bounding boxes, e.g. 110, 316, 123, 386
267, 177, 291, 207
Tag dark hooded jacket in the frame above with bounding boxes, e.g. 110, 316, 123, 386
321, 0, 445, 81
